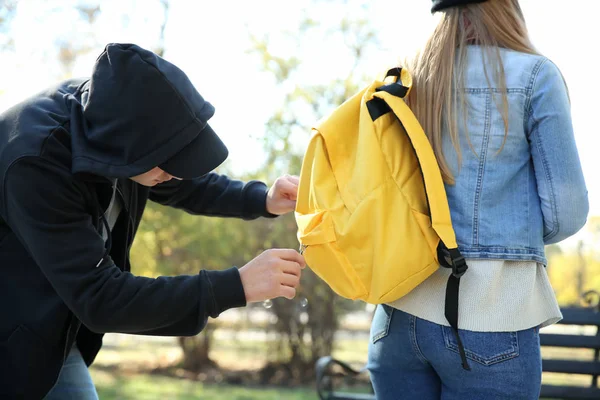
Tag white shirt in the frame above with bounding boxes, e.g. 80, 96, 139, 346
387, 259, 562, 332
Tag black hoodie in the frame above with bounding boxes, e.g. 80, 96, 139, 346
0, 43, 273, 399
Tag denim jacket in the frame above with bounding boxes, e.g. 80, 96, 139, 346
443, 46, 588, 265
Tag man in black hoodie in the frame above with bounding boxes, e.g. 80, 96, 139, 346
0, 43, 306, 399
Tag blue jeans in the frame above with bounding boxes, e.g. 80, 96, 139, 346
44, 346, 99, 400
367, 306, 542, 400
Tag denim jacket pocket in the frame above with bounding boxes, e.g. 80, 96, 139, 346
371, 305, 394, 344
442, 326, 519, 366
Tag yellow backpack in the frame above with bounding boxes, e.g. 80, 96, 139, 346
295, 68, 471, 370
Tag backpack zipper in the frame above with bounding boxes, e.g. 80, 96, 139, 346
299, 244, 307, 255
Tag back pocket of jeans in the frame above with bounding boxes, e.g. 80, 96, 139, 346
371, 305, 394, 344
442, 326, 519, 366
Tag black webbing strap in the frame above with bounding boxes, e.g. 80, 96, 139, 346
366, 68, 409, 122
375, 82, 409, 99
438, 244, 471, 371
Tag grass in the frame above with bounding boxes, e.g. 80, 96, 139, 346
90, 334, 371, 399
92, 371, 318, 400
90, 327, 597, 399
91, 371, 565, 400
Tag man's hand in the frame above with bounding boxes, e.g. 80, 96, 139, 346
266, 174, 299, 215
238, 249, 306, 303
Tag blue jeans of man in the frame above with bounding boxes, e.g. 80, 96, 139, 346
43, 345, 98, 400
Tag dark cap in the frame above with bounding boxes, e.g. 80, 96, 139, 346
431, 0, 489, 13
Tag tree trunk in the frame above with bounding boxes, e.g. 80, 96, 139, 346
177, 327, 216, 372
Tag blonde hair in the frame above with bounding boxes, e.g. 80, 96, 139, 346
406, 0, 537, 184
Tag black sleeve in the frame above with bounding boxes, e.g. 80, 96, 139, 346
148, 172, 277, 220
2, 157, 246, 336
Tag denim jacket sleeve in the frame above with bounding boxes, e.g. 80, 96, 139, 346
526, 59, 589, 244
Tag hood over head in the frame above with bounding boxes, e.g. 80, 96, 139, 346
68, 43, 228, 179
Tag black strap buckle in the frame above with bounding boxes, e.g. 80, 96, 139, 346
438, 244, 468, 278
450, 252, 467, 278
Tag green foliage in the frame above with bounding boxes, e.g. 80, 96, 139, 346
93, 373, 318, 400
546, 227, 600, 307
131, 203, 261, 277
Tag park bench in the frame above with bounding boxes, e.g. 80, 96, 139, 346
315, 291, 600, 400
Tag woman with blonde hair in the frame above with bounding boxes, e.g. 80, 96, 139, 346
367, 0, 588, 398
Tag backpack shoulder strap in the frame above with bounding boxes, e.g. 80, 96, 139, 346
371, 69, 458, 251
369, 69, 471, 371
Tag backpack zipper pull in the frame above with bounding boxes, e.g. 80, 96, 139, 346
299, 244, 307, 255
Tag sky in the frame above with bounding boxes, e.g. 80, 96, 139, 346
0, 0, 598, 227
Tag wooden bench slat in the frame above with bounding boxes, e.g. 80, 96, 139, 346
540, 333, 600, 349
560, 308, 600, 326
540, 384, 600, 399
542, 359, 600, 375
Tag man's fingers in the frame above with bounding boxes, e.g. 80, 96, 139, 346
282, 199, 297, 210
278, 179, 298, 197
270, 249, 305, 266
280, 260, 302, 276
286, 175, 300, 185
280, 272, 300, 288
279, 285, 296, 300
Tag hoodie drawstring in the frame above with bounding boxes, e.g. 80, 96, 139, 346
96, 213, 112, 268
93, 185, 114, 268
